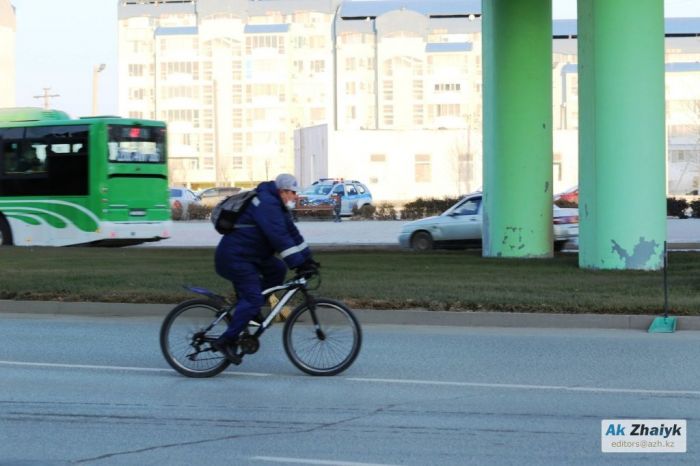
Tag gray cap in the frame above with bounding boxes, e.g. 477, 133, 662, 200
275, 173, 299, 192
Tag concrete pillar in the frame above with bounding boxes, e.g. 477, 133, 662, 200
482, 0, 553, 258
578, 0, 666, 270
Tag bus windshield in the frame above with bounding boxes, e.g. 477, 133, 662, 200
108, 125, 165, 163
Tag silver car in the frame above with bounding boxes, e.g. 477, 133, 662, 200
398, 193, 579, 251
169, 187, 201, 219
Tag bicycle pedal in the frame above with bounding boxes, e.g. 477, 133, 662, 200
223, 347, 242, 365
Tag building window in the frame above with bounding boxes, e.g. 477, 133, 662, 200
415, 154, 431, 183
345, 57, 356, 71
434, 83, 461, 92
383, 105, 393, 126
436, 104, 461, 117
233, 133, 243, 151
382, 80, 393, 101
413, 80, 423, 100
310, 60, 325, 73
310, 107, 325, 121
413, 105, 423, 126
345, 106, 356, 120
370, 154, 386, 163
128, 64, 145, 77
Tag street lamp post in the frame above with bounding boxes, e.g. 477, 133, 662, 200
92, 64, 106, 115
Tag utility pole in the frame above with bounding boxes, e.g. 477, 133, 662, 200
33, 88, 60, 110
92, 64, 106, 115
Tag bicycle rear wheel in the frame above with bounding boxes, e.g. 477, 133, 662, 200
160, 299, 231, 378
283, 298, 362, 376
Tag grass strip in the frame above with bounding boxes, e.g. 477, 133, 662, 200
1, 247, 699, 315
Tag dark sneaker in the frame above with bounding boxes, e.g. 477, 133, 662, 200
211, 335, 242, 365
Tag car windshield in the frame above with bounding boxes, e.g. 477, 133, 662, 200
302, 183, 334, 195
445, 197, 481, 215
170, 188, 183, 197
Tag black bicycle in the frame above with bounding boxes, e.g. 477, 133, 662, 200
160, 271, 362, 378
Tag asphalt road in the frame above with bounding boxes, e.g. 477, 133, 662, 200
141, 218, 700, 248
1, 314, 699, 465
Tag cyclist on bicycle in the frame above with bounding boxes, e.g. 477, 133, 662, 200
213, 173, 319, 363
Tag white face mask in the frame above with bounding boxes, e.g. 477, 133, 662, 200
285, 200, 296, 211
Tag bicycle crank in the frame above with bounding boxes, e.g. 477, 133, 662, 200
238, 334, 260, 354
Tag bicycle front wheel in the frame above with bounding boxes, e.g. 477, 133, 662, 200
283, 298, 362, 376
160, 299, 231, 378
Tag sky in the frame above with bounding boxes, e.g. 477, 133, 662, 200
9, 0, 700, 118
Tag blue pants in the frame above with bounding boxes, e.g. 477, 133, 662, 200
215, 256, 287, 339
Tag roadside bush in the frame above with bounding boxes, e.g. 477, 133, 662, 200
690, 200, 700, 219
555, 199, 578, 208
667, 197, 689, 218
296, 209, 334, 220
187, 204, 212, 220
374, 203, 398, 220
401, 197, 461, 220
352, 203, 376, 220
171, 205, 183, 221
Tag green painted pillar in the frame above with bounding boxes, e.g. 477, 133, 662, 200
578, 0, 666, 270
482, 0, 553, 258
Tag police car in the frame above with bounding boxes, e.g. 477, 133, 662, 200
296, 178, 373, 217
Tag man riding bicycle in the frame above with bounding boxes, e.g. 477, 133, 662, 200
213, 173, 319, 363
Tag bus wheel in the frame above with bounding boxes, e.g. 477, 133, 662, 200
0, 216, 13, 246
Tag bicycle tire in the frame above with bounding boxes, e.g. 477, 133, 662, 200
160, 298, 231, 378
283, 298, 362, 376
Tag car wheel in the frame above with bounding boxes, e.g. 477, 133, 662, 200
554, 240, 566, 252
411, 231, 433, 251
0, 215, 13, 246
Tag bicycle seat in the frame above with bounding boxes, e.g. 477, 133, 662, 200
182, 285, 230, 305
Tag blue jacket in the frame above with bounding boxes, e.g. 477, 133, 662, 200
216, 181, 310, 268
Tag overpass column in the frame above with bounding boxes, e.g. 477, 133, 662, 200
577, 0, 666, 270
482, 0, 553, 258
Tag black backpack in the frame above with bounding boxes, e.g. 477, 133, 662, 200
211, 190, 257, 234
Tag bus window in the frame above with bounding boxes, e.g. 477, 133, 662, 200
0, 125, 88, 196
108, 125, 165, 163
2, 143, 46, 174
2, 142, 21, 173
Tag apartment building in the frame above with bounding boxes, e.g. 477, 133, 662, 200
297, 1, 484, 200
0, 0, 16, 108
118, 1, 700, 201
118, 0, 483, 195
551, 18, 700, 197
119, 0, 340, 189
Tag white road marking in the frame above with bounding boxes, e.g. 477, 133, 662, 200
0, 360, 270, 377
1, 359, 698, 397
345, 377, 700, 396
250, 456, 395, 466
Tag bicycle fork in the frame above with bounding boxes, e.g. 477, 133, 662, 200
300, 289, 326, 341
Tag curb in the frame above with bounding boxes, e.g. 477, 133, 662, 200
2, 300, 700, 331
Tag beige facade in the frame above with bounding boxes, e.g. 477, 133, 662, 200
118, 1, 700, 200
553, 32, 700, 197
118, 0, 483, 193
118, 0, 340, 189
0, 0, 16, 108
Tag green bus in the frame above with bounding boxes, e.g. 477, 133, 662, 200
0, 107, 171, 246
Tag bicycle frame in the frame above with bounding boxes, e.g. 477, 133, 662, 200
256, 276, 315, 335
198, 275, 316, 340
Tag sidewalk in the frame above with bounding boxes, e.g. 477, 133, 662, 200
141, 218, 700, 249
2, 300, 699, 331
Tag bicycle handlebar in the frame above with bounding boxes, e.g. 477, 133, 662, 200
287, 268, 321, 289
